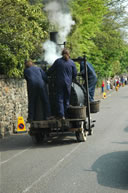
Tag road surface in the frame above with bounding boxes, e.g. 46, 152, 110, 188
0, 86, 128, 193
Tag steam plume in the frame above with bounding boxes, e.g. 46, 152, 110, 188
43, 40, 61, 65
43, 1, 75, 65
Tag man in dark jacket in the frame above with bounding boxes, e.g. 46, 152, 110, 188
78, 58, 97, 102
24, 60, 51, 122
47, 49, 77, 119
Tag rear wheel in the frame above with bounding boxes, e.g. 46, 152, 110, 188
85, 118, 94, 136
75, 121, 87, 142
75, 130, 86, 142
31, 133, 44, 144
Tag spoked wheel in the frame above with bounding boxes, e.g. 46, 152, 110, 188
31, 133, 44, 144
75, 122, 87, 142
85, 118, 93, 136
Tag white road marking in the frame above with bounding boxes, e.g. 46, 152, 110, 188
0, 146, 32, 166
22, 143, 82, 193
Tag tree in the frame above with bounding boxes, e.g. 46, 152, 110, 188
68, 0, 107, 56
0, 0, 49, 77
92, 0, 128, 77
68, 0, 128, 77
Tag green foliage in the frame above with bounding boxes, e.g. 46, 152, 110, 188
0, 0, 49, 77
1, 0, 128, 78
68, 0, 107, 56
68, 0, 128, 78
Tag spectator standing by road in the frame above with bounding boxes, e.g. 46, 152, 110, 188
124, 77, 127, 85
101, 81, 105, 93
106, 79, 110, 90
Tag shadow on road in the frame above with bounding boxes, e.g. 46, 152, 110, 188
0, 133, 77, 152
92, 151, 128, 190
112, 141, 128, 145
0, 134, 32, 152
32, 133, 77, 149
124, 126, 128, 132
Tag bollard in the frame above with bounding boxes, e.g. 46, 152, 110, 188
17, 117, 27, 133
103, 92, 106, 99
115, 86, 118, 91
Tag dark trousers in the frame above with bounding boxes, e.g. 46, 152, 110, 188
101, 86, 104, 93
28, 85, 51, 120
88, 77, 97, 102
56, 85, 71, 117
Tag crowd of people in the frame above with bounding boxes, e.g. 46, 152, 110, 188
101, 76, 128, 93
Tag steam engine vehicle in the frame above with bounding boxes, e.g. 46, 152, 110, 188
28, 32, 100, 144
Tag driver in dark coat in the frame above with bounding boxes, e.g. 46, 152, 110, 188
47, 49, 77, 119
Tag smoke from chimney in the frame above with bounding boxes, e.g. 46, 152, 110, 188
43, 1, 75, 65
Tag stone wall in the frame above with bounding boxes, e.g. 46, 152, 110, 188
0, 75, 109, 138
0, 75, 28, 138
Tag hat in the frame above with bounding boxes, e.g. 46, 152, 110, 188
77, 56, 83, 61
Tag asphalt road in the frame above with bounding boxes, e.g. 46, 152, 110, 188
0, 86, 128, 193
